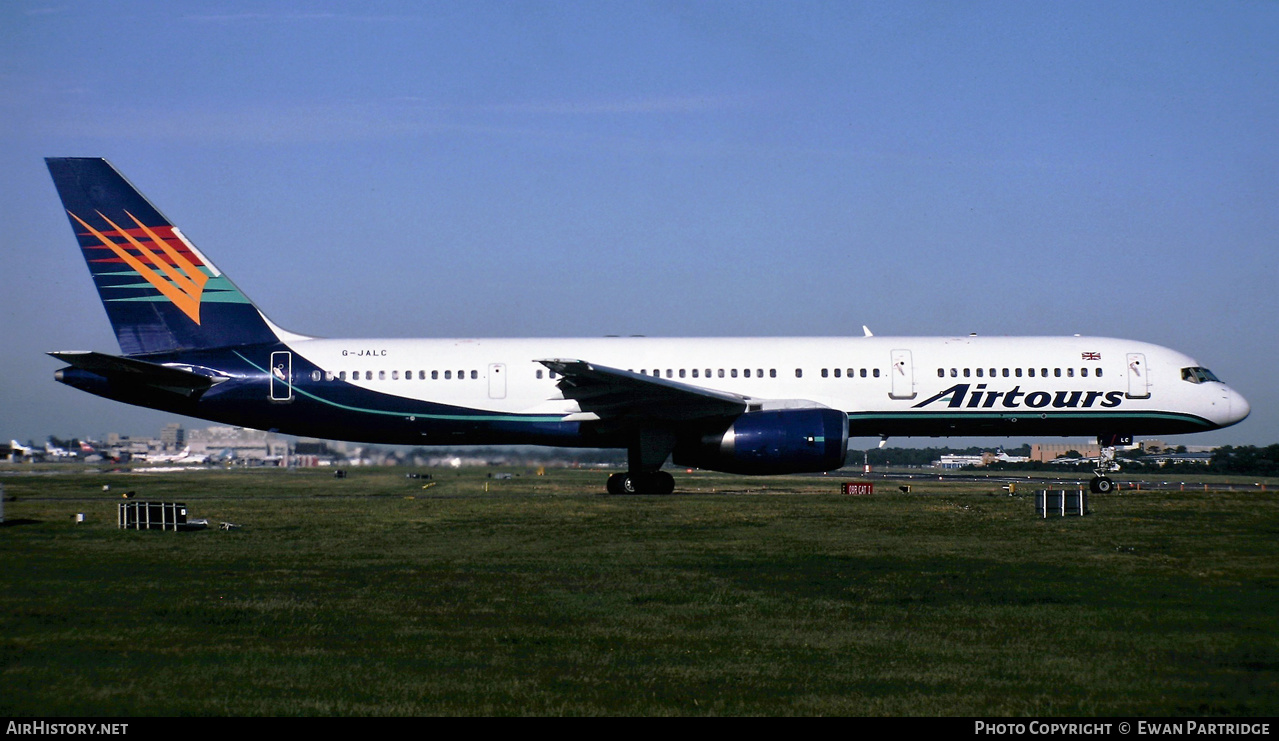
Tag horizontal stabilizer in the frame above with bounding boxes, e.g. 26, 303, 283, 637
49, 351, 221, 393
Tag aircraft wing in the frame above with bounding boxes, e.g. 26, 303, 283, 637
49, 351, 221, 396
537, 359, 749, 422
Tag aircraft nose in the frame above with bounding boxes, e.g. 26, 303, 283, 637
1228, 387, 1251, 425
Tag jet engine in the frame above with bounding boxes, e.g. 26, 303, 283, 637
672, 408, 849, 475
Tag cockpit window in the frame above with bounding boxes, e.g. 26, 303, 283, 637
1181, 367, 1221, 384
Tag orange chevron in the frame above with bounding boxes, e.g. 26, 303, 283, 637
68, 209, 208, 324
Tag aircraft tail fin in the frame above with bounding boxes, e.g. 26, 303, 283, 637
45, 158, 285, 356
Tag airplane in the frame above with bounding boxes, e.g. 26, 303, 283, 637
9, 440, 38, 459
44, 157, 1250, 494
44, 441, 75, 458
141, 446, 206, 465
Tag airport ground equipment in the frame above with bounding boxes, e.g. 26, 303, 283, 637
1036, 489, 1089, 517
118, 501, 200, 531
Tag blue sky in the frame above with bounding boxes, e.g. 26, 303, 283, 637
2, 1, 1276, 448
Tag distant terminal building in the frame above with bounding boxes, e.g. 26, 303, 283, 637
935, 451, 1031, 469
1030, 440, 1208, 463
160, 423, 185, 451
188, 426, 291, 463
1030, 442, 1102, 462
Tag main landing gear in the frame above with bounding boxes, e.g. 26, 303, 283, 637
606, 429, 678, 495
607, 470, 676, 495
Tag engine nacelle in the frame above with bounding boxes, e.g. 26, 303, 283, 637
672, 408, 849, 475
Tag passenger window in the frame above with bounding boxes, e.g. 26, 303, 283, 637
692, 369, 699, 378
1028, 368, 1036, 377
963, 368, 971, 378
366, 371, 373, 380
444, 371, 452, 380
379, 371, 386, 380
976, 368, 983, 377
537, 370, 543, 379
950, 368, 958, 377
1067, 368, 1073, 377
1096, 368, 1103, 377
873, 368, 880, 377
832, 368, 839, 378
1003, 368, 1009, 377
795, 369, 803, 378
679, 369, 686, 378
731, 369, 738, 378
432, 370, 439, 380
770, 369, 777, 378
1015, 368, 1022, 377
1055, 368, 1062, 378
1081, 368, 1088, 377
339, 371, 347, 381
311, 371, 321, 382
821, 368, 829, 378
392, 371, 399, 380
719, 369, 725, 378
938, 369, 945, 378
470, 370, 477, 380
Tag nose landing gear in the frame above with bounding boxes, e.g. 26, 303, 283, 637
1089, 434, 1129, 494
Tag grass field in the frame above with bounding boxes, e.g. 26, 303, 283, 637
1, 466, 1277, 716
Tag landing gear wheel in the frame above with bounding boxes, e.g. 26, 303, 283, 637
1089, 477, 1114, 494
608, 471, 676, 495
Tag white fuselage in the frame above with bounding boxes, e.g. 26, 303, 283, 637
284, 334, 1248, 438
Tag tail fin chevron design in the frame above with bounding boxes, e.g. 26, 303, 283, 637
66, 209, 210, 324
46, 158, 280, 356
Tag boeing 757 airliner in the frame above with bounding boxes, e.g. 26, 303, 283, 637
45, 158, 1250, 493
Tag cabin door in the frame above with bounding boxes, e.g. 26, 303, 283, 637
1126, 352, 1150, 399
488, 363, 507, 399
270, 351, 294, 402
889, 349, 916, 399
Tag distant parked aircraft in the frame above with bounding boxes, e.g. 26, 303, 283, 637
44, 441, 74, 458
9, 440, 37, 459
